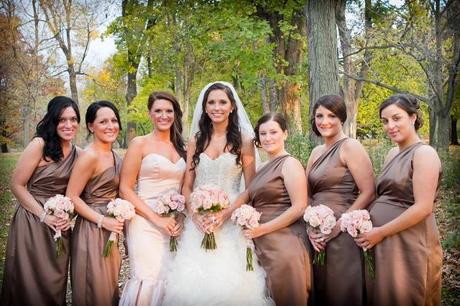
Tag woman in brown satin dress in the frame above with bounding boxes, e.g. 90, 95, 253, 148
1, 96, 80, 306
229, 113, 310, 306
355, 94, 442, 306
66, 101, 123, 306
306, 95, 375, 306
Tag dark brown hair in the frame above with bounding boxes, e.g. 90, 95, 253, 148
253, 113, 288, 148
379, 94, 423, 131
147, 91, 186, 160
192, 82, 241, 169
310, 95, 347, 136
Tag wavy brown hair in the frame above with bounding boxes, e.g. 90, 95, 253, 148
191, 83, 242, 169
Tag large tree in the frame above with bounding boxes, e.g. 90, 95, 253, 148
345, 0, 460, 150
307, 0, 340, 142
39, 0, 100, 105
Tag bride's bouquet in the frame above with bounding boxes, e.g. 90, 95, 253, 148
43, 194, 74, 256
103, 198, 136, 257
231, 204, 261, 271
150, 189, 186, 252
190, 184, 230, 251
303, 204, 337, 265
340, 209, 375, 278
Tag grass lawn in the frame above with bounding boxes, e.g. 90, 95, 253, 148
0, 147, 458, 304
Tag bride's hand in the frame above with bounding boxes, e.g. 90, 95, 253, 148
204, 210, 228, 232
155, 215, 177, 236
192, 213, 208, 234
171, 213, 185, 237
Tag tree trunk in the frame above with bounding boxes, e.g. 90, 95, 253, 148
307, 0, 340, 143
125, 68, 138, 147
336, 0, 372, 138
260, 77, 270, 113
451, 116, 459, 145
68, 64, 79, 105
429, 105, 450, 150
281, 8, 306, 133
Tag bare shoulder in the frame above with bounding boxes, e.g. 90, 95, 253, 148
413, 144, 441, 165
308, 144, 325, 162
342, 138, 365, 152
283, 156, 304, 172
78, 147, 99, 164
128, 135, 148, 148
241, 132, 254, 145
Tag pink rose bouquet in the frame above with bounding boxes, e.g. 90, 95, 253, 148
151, 189, 186, 252
103, 198, 136, 257
190, 184, 230, 251
340, 209, 375, 278
231, 204, 262, 271
43, 194, 74, 256
303, 204, 337, 265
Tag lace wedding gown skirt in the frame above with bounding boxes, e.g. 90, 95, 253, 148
163, 153, 272, 306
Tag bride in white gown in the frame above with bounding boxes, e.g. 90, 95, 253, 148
119, 92, 187, 306
163, 82, 272, 306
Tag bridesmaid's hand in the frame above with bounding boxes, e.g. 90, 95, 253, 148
155, 215, 177, 236
55, 217, 72, 231
243, 225, 266, 239
171, 214, 185, 237
322, 222, 342, 243
43, 215, 66, 231
192, 213, 209, 234
102, 217, 124, 234
307, 228, 326, 252
355, 227, 384, 250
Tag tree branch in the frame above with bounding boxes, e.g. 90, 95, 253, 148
340, 71, 432, 106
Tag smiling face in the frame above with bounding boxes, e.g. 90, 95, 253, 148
380, 103, 417, 144
149, 99, 175, 132
258, 119, 287, 156
205, 89, 234, 125
56, 106, 79, 142
88, 107, 120, 144
314, 105, 343, 139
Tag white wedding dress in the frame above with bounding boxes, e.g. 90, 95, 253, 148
163, 152, 272, 306
120, 153, 186, 306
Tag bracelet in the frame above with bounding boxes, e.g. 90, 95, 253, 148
39, 211, 47, 223
96, 214, 104, 228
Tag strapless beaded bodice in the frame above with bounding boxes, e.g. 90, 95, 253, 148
193, 152, 242, 201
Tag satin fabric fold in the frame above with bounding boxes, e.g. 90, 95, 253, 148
71, 152, 122, 306
1, 146, 78, 306
248, 154, 311, 306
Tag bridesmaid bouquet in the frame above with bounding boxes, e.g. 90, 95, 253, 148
103, 198, 136, 257
231, 204, 262, 271
340, 209, 375, 278
190, 184, 230, 251
150, 189, 186, 252
303, 204, 337, 265
43, 194, 74, 256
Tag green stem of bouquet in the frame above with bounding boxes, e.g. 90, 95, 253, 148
103, 240, 113, 257
246, 247, 254, 271
170, 236, 178, 252
201, 232, 216, 250
313, 250, 326, 266
55, 237, 64, 257
364, 249, 375, 279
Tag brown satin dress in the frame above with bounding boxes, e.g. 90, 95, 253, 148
248, 154, 311, 306
1, 146, 78, 306
71, 152, 122, 306
308, 138, 365, 306
369, 142, 442, 306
